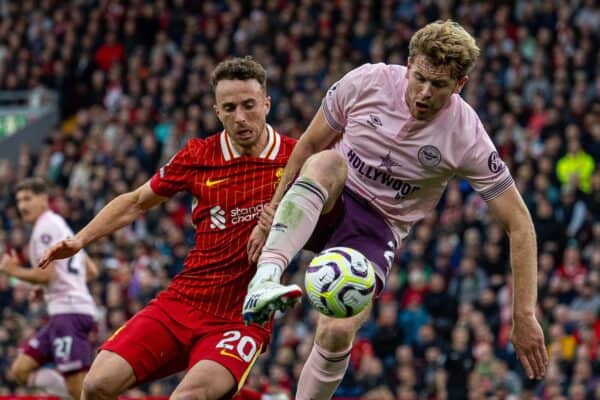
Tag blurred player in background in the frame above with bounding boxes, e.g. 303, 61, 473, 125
1, 178, 98, 399
39, 57, 296, 400
243, 20, 548, 400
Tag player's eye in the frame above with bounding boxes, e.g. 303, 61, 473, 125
433, 81, 447, 88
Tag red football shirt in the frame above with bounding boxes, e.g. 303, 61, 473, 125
150, 125, 295, 321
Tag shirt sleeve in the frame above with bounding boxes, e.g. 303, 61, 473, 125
321, 64, 372, 132
150, 140, 197, 197
29, 226, 58, 266
457, 118, 514, 201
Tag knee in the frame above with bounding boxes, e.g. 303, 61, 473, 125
301, 150, 347, 192
9, 363, 30, 385
82, 373, 118, 400
315, 317, 356, 352
170, 387, 211, 400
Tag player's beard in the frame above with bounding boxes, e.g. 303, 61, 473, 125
231, 122, 268, 155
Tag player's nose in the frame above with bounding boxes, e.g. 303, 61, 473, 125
420, 82, 432, 99
233, 106, 247, 123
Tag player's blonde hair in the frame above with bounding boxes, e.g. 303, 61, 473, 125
409, 20, 480, 79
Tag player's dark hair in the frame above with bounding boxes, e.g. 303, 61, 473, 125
210, 56, 267, 94
15, 177, 50, 195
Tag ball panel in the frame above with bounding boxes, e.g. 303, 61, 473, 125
304, 247, 376, 318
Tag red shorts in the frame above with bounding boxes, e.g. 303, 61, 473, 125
100, 291, 269, 394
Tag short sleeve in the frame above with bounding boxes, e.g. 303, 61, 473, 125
321, 64, 371, 132
458, 119, 514, 201
150, 140, 198, 197
29, 229, 58, 266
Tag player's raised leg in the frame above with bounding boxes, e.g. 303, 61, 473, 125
296, 303, 372, 400
10, 354, 70, 399
243, 149, 347, 324
82, 351, 136, 400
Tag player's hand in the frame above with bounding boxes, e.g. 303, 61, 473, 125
38, 237, 84, 269
511, 313, 548, 380
258, 204, 276, 232
0, 250, 19, 274
247, 205, 276, 264
247, 225, 267, 265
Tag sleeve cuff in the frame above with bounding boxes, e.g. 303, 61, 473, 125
149, 174, 174, 198
480, 175, 514, 201
321, 98, 344, 132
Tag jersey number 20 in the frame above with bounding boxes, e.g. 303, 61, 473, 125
216, 330, 258, 362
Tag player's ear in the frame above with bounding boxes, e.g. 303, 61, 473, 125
454, 76, 468, 93
265, 95, 271, 114
213, 104, 221, 119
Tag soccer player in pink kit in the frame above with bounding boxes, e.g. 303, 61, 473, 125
243, 20, 548, 399
1, 178, 98, 399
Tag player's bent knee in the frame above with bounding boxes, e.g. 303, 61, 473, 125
315, 305, 371, 352
315, 317, 356, 352
9, 357, 35, 385
170, 387, 212, 400
82, 373, 121, 400
9, 364, 29, 385
301, 151, 347, 190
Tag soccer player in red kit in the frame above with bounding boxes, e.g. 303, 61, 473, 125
38, 57, 296, 400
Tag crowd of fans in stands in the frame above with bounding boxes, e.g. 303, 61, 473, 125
0, 1, 600, 399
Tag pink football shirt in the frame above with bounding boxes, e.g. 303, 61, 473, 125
29, 211, 96, 316
322, 63, 513, 243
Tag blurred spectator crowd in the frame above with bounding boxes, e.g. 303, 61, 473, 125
0, 0, 600, 399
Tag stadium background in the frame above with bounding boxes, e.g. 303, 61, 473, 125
0, 1, 599, 399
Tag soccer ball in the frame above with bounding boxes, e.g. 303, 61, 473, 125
305, 247, 376, 318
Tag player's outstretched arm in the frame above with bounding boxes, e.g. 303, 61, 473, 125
85, 255, 99, 281
39, 181, 167, 269
487, 184, 548, 380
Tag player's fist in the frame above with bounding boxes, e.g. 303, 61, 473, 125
38, 238, 84, 269
0, 250, 19, 274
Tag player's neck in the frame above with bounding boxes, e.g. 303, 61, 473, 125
29, 207, 49, 224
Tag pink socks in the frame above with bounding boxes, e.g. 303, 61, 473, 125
295, 343, 352, 400
258, 177, 328, 273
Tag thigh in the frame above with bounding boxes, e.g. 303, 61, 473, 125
10, 353, 40, 379
22, 323, 52, 366
100, 307, 188, 384
188, 324, 268, 398
48, 314, 96, 374
173, 360, 235, 400
84, 350, 136, 395
311, 189, 397, 293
